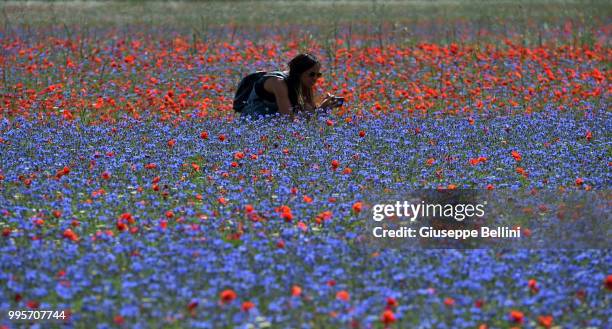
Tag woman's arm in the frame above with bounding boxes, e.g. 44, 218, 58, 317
265, 77, 293, 116
302, 101, 317, 112
298, 92, 332, 113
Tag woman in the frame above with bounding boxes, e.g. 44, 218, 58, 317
241, 53, 343, 119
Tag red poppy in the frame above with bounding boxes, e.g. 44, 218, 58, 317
113, 315, 124, 325
509, 310, 524, 324
605, 274, 612, 290
591, 68, 604, 83
516, 167, 528, 177
26, 300, 39, 309
380, 310, 396, 325
124, 54, 135, 64
116, 222, 128, 231
291, 285, 302, 297
522, 227, 532, 237
336, 290, 350, 301
281, 211, 293, 222
62, 229, 78, 241
219, 289, 237, 304
352, 202, 363, 213
187, 300, 198, 311
386, 297, 398, 309
315, 210, 333, 224
296, 221, 307, 232
538, 315, 553, 328
528, 279, 539, 293
241, 301, 255, 312
120, 213, 135, 224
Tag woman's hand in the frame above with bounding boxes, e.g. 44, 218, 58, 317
319, 93, 342, 110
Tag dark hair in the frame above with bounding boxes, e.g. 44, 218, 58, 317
286, 53, 320, 109
288, 53, 320, 80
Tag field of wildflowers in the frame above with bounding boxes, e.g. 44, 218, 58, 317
0, 1, 610, 328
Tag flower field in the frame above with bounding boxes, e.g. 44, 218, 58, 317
0, 1, 611, 328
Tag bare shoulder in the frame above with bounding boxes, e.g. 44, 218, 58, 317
264, 76, 288, 94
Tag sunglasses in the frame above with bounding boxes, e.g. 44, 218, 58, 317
308, 72, 323, 78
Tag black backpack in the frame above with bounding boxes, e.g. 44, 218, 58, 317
232, 71, 287, 112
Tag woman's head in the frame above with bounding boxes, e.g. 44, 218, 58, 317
288, 53, 321, 89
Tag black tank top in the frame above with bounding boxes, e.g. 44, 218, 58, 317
254, 71, 298, 106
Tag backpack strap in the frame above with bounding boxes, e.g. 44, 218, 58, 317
264, 71, 289, 80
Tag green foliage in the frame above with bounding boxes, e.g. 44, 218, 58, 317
1, 1, 609, 45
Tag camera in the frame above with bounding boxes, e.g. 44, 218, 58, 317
333, 96, 344, 106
